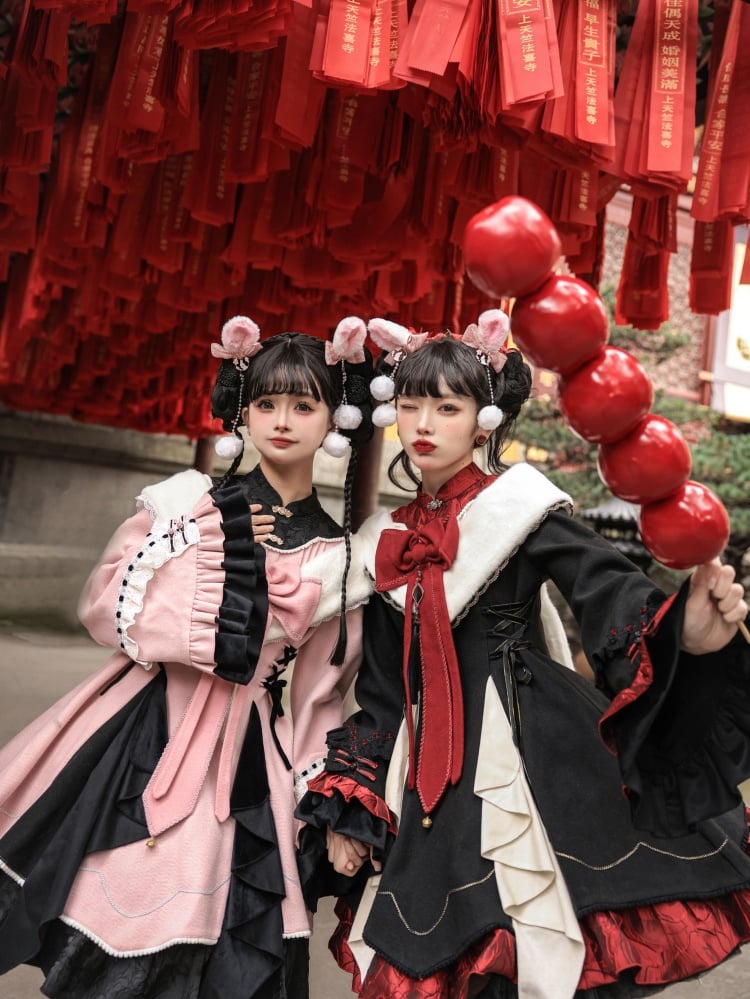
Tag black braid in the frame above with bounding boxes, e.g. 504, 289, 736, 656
211, 361, 247, 489
330, 446, 358, 666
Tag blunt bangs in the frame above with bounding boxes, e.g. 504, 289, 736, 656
245, 335, 333, 409
395, 337, 489, 404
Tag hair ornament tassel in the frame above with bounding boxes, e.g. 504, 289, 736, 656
367, 318, 429, 428
323, 316, 368, 456
461, 309, 510, 432
211, 315, 263, 369
214, 352, 248, 461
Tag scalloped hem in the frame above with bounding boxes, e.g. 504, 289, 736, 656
330, 882, 750, 999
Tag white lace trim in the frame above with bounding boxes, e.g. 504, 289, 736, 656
115, 515, 200, 666
58, 915, 218, 957
282, 930, 312, 939
0, 856, 24, 886
293, 757, 326, 803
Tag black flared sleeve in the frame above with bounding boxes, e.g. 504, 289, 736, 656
524, 510, 750, 837
296, 593, 405, 854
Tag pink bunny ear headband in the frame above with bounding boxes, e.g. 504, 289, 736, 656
367, 310, 511, 432
211, 316, 262, 460
320, 316, 368, 459
212, 315, 370, 462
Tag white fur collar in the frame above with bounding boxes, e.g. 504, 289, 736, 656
137, 469, 213, 522
357, 463, 572, 623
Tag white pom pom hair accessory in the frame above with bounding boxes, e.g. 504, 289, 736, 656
212, 314, 264, 461
461, 309, 510, 433
372, 403, 397, 428
370, 373, 396, 401
366, 318, 429, 428
333, 403, 363, 430
323, 316, 368, 458
215, 434, 244, 460
322, 430, 352, 458
477, 405, 504, 431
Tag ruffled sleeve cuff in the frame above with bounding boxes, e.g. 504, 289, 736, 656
300, 770, 397, 836
294, 770, 397, 911
599, 583, 750, 837
190, 483, 269, 684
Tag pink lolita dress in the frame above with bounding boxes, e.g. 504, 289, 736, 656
0, 464, 370, 998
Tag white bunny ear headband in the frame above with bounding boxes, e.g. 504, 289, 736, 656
211, 315, 370, 461
366, 309, 511, 432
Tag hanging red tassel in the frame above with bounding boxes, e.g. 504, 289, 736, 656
689, 219, 734, 316
181, 51, 239, 225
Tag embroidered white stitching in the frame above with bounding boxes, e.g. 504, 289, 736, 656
75, 865, 231, 918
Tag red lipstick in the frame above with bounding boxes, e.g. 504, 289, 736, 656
413, 440, 436, 453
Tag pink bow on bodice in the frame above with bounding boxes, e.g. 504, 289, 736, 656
265, 556, 323, 642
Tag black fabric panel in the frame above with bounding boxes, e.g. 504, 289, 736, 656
198, 702, 285, 999
210, 480, 269, 685
521, 511, 750, 837
0, 671, 167, 973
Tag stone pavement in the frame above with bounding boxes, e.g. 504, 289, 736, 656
0, 625, 748, 998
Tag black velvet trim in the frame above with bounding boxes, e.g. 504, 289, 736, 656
295, 788, 391, 912
608, 584, 750, 837
198, 702, 285, 999
210, 480, 269, 685
0, 672, 167, 973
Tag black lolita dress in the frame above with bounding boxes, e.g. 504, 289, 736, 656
297, 461, 750, 999
0, 466, 369, 999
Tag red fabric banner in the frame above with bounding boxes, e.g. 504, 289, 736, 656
646, 0, 697, 180
689, 219, 734, 315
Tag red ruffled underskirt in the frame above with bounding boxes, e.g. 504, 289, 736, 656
331, 841, 750, 998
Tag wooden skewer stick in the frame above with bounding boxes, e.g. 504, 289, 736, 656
739, 620, 750, 644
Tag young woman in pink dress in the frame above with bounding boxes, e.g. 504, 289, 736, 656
0, 315, 373, 999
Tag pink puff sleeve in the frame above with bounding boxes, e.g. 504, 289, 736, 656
77, 490, 229, 675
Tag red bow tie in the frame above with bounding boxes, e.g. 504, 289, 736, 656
375, 516, 464, 817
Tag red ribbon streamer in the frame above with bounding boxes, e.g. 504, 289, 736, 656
375, 516, 464, 816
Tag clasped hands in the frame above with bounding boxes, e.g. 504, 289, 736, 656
326, 828, 382, 877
